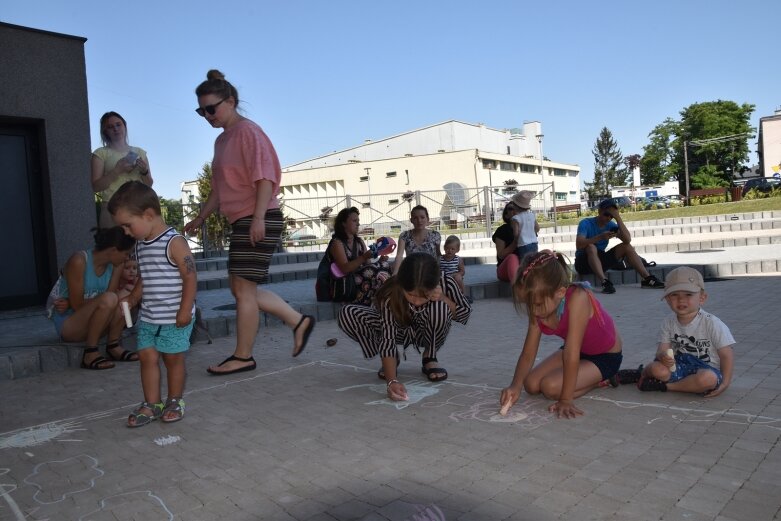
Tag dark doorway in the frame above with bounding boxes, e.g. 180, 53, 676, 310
0, 120, 51, 309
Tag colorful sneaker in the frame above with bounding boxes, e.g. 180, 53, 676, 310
641, 275, 664, 289
602, 279, 616, 294
638, 377, 667, 392
615, 364, 644, 385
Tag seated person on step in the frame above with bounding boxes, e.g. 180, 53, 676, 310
574, 198, 663, 294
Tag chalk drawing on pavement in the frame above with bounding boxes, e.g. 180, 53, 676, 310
0, 468, 26, 521
78, 490, 174, 521
154, 435, 182, 447
421, 388, 550, 430
336, 379, 443, 409
23, 454, 104, 505
586, 395, 781, 431
0, 421, 85, 450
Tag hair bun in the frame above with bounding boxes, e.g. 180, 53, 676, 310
206, 69, 225, 81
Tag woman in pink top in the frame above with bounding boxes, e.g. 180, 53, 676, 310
184, 70, 314, 375
500, 250, 623, 419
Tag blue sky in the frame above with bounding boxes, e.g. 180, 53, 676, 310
3, 0, 778, 199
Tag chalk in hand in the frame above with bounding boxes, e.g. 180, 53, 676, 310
121, 301, 133, 328
499, 401, 511, 417
666, 348, 676, 372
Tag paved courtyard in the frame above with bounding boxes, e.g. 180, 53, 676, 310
1, 276, 780, 520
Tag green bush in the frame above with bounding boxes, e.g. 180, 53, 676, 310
743, 187, 781, 200
690, 195, 727, 206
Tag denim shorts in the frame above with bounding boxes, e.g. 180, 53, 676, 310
137, 319, 194, 354
51, 310, 74, 338
669, 352, 723, 389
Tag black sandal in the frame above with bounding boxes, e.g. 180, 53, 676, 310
206, 355, 256, 375
292, 314, 315, 357
105, 341, 139, 362
81, 347, 114, 370
422, 356, 447, 382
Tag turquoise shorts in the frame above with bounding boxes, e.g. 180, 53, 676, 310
137, 319, 194, 354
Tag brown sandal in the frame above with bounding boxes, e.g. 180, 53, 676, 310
81, 347, 114, 370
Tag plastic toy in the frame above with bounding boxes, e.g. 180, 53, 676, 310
330, 237, 397, 278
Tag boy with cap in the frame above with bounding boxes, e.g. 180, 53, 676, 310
618, 266, 735, 396
574, 198, 664, 293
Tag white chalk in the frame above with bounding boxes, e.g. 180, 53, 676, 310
666, 348, 676, 372
499, 401, 511, 416
121, 301, 133, 328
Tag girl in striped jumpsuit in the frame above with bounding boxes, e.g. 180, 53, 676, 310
338, 252, 471, 401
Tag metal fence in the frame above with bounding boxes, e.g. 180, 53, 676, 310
167, 182, 564, 254
280, 182, 559, 243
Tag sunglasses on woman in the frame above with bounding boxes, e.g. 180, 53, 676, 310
195, 98, 227, 117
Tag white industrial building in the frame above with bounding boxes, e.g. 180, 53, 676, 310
280, 120, 581, 238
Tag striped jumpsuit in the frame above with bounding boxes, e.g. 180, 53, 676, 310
337, 274, 471, 360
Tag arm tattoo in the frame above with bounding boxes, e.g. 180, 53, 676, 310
184, 255, 195, 274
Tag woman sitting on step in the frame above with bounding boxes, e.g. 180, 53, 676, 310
47, 227, 138, 369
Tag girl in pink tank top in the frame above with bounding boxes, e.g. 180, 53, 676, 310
500, 250, 623, 419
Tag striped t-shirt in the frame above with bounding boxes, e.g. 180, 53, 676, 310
136, 227, 188, 324
439, 255, 460, 275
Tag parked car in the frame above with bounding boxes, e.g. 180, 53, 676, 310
666, 194, 686, 205
647, 196, 671, 208
636, 196, 669, 210
602, 196, 632, 209
742, 177, 781, 196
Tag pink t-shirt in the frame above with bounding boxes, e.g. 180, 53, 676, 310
212, 119, 281, 223
537, 284, 616, 355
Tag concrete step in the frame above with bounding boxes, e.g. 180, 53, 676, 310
195, 232, 781, 291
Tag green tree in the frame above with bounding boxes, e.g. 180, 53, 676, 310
586, 127, 627, 199
159, 197, 184, 231
641, 101, 755, 190
640, 118, 681, 185
195, 162, 231, 250
690, 165, 730, 189
680, 101, 755, 187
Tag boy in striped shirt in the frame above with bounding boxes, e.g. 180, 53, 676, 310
109, 181, 197, 427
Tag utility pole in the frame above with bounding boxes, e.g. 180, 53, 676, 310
683, 141, 689, 204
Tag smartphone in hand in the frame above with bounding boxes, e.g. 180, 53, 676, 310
125, 150, 139, 165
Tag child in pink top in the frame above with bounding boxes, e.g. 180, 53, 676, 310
500, 250, 624, 419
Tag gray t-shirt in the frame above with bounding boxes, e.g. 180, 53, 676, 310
658, 309, 735, 369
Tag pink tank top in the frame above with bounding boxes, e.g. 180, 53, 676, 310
537, 284, 616, 355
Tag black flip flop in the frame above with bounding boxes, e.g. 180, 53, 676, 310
206, 355, 256, 375
292, 315, 315, 357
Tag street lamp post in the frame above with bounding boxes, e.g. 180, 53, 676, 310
534, 134, 545, 179
364, 167, 371, 208
485, 165, 494, 220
